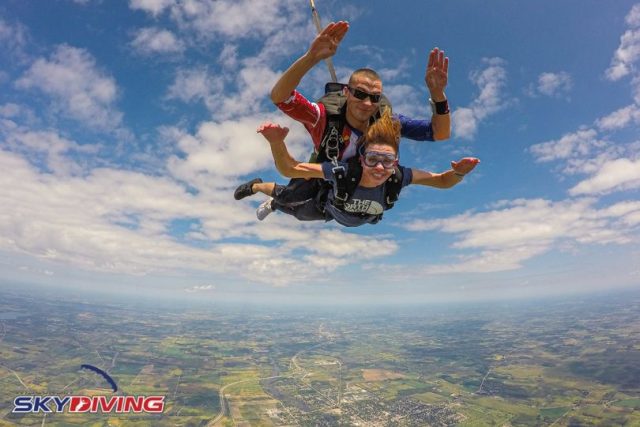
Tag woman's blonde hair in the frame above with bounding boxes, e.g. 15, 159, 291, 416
363, 109, 401, 154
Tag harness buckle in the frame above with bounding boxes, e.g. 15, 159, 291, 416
325, 127, 341, 164
331, 164, 346, 176
334, 192, 349, 202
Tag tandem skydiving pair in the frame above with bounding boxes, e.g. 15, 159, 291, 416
234, 21, 479, 227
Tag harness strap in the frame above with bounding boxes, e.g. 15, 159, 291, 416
331, 156, 362, 210
331, 164, 348, 209
317, 108, 346, 164
384, 167, 403, 208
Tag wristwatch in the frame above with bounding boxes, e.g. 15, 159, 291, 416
429, 98, 450, 115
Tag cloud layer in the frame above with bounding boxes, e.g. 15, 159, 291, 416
405, 197, 638, 272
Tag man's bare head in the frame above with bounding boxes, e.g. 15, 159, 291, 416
344, 68, 383, 130
348, 68, 382, 87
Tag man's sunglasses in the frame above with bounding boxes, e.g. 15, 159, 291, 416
347, 86, 382, 103
362, 151, 398, 169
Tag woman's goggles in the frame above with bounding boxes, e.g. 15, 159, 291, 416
362, 151, 398, 169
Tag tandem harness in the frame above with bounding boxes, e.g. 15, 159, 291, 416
313, 82, 399, 222
318, 155, 404, 223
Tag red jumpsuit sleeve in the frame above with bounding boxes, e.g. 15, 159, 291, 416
275, 90, 326, 150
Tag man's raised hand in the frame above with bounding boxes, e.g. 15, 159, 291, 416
425, 47, 449, 100
307, 21, 349, 62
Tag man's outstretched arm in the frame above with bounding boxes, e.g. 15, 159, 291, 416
257, 123, 324, 179
270, 21, 349, 104
424, 47, 451, 141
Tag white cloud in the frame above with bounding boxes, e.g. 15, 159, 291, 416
348, 45, 385, 64
130, 27, 185, 56
0, 17, 29, 63
215, 65, 281, 120
1, 124, 88, 176
131, 0, 310, 69
403, 198, 637, 273
166, 66, 224, 111
15, 45, 125, 133
166, 116, 275, 185
0, 104, 38, 128
470, 58, 508, 117
599, 200, 640, 217
171, 0, 297, 40
383, 84, 425, 119
184, 284, 214, 293
529, 129, 607, 162
623, 211, 640, 226
451, 107, 477, 140
0, 103, 23, 118
165, 112, 309, 187
563, 148, 627, 176
0, 149, 226, 275
453, 58, 508, 139
536, 71, 572, 97
569, 157, 640, 195
132, 1, 317, 172
163, 1, 310, 118
529, 77, 640, 189
626, 4, 640, 28
596, 104, 640, 130
606, 29, 640, 81
0, 17, 25, 45
129, 0, 174, 16
604, 5, 640, 82
422, 245, 550, 274
219, 43, 238, 70
633, 74, 640, 104
377, 57, 411, 82
247, 20, 313, 67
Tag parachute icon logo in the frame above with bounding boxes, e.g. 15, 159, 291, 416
80, 364, 118, 392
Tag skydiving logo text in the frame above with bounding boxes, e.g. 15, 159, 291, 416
13, 395, 165, 413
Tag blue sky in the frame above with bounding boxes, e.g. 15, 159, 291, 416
0, 0, 639, 304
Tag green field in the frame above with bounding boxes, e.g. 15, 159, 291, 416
1, 290, 640, 426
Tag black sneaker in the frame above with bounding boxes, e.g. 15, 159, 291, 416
234, 178, 263, 200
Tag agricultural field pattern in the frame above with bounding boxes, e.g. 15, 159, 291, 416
1, 288, 639, 426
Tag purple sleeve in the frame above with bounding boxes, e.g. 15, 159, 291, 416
396, 114, 434, 141
322, 161, 348, 182
400, 166, 413, 187
321, 162, 333, 181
